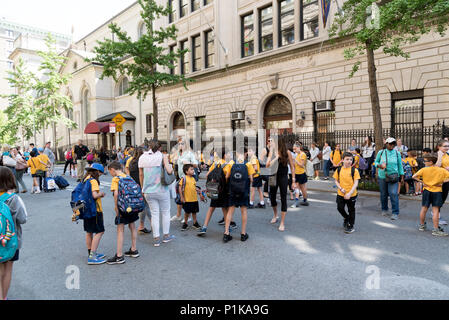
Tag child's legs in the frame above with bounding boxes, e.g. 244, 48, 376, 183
258, 187, 264, 203
347, 197, 357, 227
86, 233, 93, 250
91, 232, 104, 253
184, 212, 191, 223
192, 213, 198, 223
2, 261, 13, 299
432, 206, 440, 229
116, 224, 125, 256
299, 183, 308, 199
177, 204, 182, 218
337, 196, 349, 221
203, 207, 215, 227
0, 263, 5, 300
419, 206, 428, 225
250, 187, 255, 203
128, 223, 137, 251
241, 207, 248, 234
224, 206, 235, 235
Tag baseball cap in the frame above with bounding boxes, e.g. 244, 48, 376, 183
86, 163, 104, 173
38, 147, 44, 152
385, 137, 396, 144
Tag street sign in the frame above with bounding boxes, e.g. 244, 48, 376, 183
109, 123, 116, 133
116, 124, 123, 133
112, 113, 126, 126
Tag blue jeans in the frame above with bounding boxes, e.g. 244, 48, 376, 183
323, 160, 330, 177
378, 178, 399, 215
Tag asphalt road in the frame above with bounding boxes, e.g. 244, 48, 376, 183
8, 168, 449, 300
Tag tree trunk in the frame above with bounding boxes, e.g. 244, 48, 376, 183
52, 122, 57, 161
152, 83, 158, 141
366, 42, 384, 152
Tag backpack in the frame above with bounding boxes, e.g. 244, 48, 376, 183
358, 156, 368, 170
336, 166, 356, 183
0, 193, 18, 263
71, 178, 97, 220
86, 153, 94, 162
229, 162, 249, 198
117, 176, 145, 214
65, 151, 73, 160
206, 163, 226, 200
175, 177, 186, 204
403, 161, 413, 180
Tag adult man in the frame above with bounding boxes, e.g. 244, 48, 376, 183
43, 142, 56, 172
74, 140, 89, 182
29, 143, 38, 156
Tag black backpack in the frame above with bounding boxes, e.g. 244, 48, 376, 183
206, 163, 226, 200
229, 162, 249, 198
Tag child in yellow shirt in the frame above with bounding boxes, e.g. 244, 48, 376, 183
179, 164, 202, 231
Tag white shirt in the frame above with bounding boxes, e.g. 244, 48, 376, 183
310, 147, 320, 164
177, 150, 198, 178
322, 146, 332, 160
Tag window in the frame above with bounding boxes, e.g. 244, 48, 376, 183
7, 61, 13, 70
82, 89, 90, 126
180, 0, 189, 18
192, 35, 201, 72
117, 77, 129, 96
204, 0, 212, 5
241, 13, 254, 58
259, 6, 273, 52
191, 0, 200, 12
169, 45, 176, 75
279, 0, 295, 47
6, 30, 14, 38
195, 116, 206, 149
180, 40, 189, 75
301, 0, 319, 40
146, 114, 152, 134
169, 0, 177, 23
313, 100, 335, 147
205, 30, 215, 68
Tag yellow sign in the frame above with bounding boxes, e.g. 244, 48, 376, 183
116, 124, 123, 133
112, 113, 126, 126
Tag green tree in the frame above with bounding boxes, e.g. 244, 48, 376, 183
35, 34, 76, 156
329, 0, 449, 151
90, 0, 193, 140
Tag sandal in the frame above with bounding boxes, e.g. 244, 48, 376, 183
270, 217, 278, 224
278, 225, 285, 232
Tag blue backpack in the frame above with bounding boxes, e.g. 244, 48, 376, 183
229, 162, 249, 198
358, 157, 368, 170
71, 178, 97, 220
0, 193, 19, 263
403, 161, 413, 180
117, 176, 145, 214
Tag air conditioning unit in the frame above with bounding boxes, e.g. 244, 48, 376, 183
231, 111, 245, 121
315, 101, 333, 111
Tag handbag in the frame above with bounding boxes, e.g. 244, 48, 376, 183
160, 158, 175, 186
383, 150, 400, 183
16, 157, 27, 170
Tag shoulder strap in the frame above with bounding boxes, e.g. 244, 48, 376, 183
351, 167, 355, 181
337, 166, 342, 182
0, 193, 15, 203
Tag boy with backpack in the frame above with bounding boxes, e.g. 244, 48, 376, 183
248, 147, 265, 209
223, 148, 255, 243
106, 161, 142, 265
179, 164, 202, 231
0, 167, 27, 300
333, 152, 361, 234
71, 163, 107, 265
413, 154, 449, 236
401, 150, 418, 195
354, 148, 368, 177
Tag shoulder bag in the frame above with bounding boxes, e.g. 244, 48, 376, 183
383, 150, 400, 183
161, 156, 176, 186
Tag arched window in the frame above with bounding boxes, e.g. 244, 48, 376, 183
138, 22, 147, 39
117, 77, 129, 96
173, 112, 185, 130
82, 89, 90, 126
263, 94, 292, 130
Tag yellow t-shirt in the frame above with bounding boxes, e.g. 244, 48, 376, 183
403, 157, 418, 173
353, 154, 360, 169
331, 150, 342, 167
27, 158, 39, 174
223, 160, 235, 179
441, 153, 449, 169
111, 173, 127, 192
180, 175, 197, 202
208, 159, 226, 173
295, 152, 307, 175
333, 167, 361, 197
414, 166, 449, 193
37, 154, 50, 171
125, 157, 133, 169
250, 156, 260, 178
85, 175, 103, 212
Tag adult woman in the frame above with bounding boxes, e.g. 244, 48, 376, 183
374, 137, 404, 221
435, 139, 449, 225
395, 139, 408, 159
322, 142, 332, 180
362, 136, 376, 178
12, 147, 28, 193
348, 139, 359, 154
310, 142, 321, 180
266, 137, 296, 232
129, 147, 151, 234
2, 145, 17, 178
139, 140, 175, 246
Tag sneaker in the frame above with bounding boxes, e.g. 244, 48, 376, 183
181, 223, 188, 231
88, 255, 106, 265
230, 221, 238, 230
197, 227, 207, 237
344, 226, 355, 234
106, 254, 125, 265
192, 222, 202, 230
256, 203, 266, 209
170, 215, 182, 222
218, 218, 225, 225
343, 219, 348, 229
241, 233, 249, 242
124, 248, 140, 258
382, 211, 391, 217
181, 217, 192, 224
162, 235, 175, 243
223, 233, 233, 243
432, 227, 448, 237
418, 223, 427, 232
439, 219, 448, 226
300, 200, 310, 206
95, 252, 106, 260
248, 204, 255, 209
391, 214, 399, 221
153, 239, 162, 247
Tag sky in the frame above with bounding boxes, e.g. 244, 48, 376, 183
2, 0, 137, 41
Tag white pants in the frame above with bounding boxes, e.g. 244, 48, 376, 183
145, 191, 171, 239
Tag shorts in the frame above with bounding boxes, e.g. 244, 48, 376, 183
83, 212, 105, 233
295, 173, 308, 185
229, 193, 249, 208
252, 176, 263, 188
115, 210, 139, 225
313, 163, 320, 171
183, 201, 199, 214
422, 190, 443, 208
2, 250, 19, 263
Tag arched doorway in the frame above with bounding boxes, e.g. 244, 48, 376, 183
173, 111, 185, 131
170, 111, 186, 150
263, 95, 293, 139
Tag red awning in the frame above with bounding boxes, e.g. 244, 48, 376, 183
84, 122, 110, 134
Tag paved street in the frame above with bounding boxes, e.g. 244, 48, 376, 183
8, 167, 449, 300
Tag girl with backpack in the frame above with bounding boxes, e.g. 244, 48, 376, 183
63, 147, 74, 176
362, 136, 376, 179
86, 148, 95, 165
0, 166, 28, 300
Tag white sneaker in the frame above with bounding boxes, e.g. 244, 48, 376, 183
170, 215, 182, 222
180, 217, 192, 224
439, 219, 448, 226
